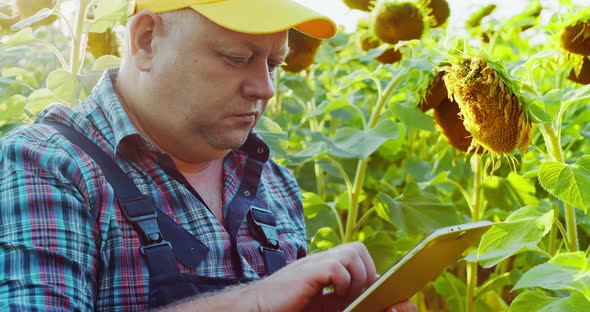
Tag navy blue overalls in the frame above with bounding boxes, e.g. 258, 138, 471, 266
45, 121, 288, 309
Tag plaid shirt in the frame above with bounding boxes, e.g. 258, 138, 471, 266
0, 69, 306, 311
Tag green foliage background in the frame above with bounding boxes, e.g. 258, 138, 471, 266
1, 0, 590, 311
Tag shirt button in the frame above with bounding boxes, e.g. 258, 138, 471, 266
244, 190, 251, 197
257, 147, 265, 154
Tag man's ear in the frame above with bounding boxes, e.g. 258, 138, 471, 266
128, 10, 164, 71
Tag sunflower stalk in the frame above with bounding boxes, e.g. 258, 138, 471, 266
301, 68, 327, 202
70, 0, 93, 74
466, 153, 484, 312
269, 70, 283, 118
539, 123, 579, 252
344, 68, 407, 242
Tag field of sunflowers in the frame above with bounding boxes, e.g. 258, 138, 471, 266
1, 0, 589, 311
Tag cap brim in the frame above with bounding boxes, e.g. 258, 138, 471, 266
189, 0, 337, 39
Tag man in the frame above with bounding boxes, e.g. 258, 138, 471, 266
0, 0, 416, 311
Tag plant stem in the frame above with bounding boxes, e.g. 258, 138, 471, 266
36, 41, 68, 70
270, 70, 282, 117
539, 123, 579, 252
343, 70, 405, 243
466, 154, 484, 312
549, 204, 560, 256
354, 206, 377, 232
307, 98, 326, 200
70, 0, 91, 74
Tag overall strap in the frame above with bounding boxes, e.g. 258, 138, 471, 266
43, 121, 208, 273
248, 198, 287, 275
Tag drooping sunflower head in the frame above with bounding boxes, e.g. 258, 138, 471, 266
419, 70, 447, 112
568, 56, 590, 85
372, 1, 428, 44
546, 6, 590, 56
466, 4, 496, 29
343, 0, 376, 12
560, 13, 590, 56
419, 67, 481, 154
419, 0, 450, 28
87, 28, 121, 59
356, 18, 404, 65
282, 29, 323, 73
442, 55, 532, 156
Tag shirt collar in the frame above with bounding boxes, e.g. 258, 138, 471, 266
89, 68, 146, 152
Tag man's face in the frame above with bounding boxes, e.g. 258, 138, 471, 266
136, 9, 289, 163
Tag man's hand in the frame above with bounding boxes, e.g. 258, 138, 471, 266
164, 242, 417, 312
252, 241, 416, 312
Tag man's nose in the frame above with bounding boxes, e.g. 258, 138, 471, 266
242, 63, 275, 101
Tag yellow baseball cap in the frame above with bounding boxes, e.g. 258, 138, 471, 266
129, 0, 337, 39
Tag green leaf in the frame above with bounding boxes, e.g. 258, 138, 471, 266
286, 141, 328, 166
0, 121, 26, 135
359, 44, 390, 62
302, 192, 331, 219
433, 272, 467, 312
333, 118, 400, 160
10, 8, 53, 31
305, 208, 338, 243
25, 88, 55, 115
1, 28, 35, 48
338, 68, 377, 90
470, 206, 553, 268
309, 97, 354, 118
0, 94, 26, 121
539, 156, 590, 212
541, 89, 566, 121
376, 183, 460, 235
563, 84, 590, 104
90, 0, 128, 33
91, 55, 121, 71
282, 75, 313, 102
527, 101, 552, 123
363, 231, 403, 274
302, 193, 338, 244
2, 67, 39, 88
404, 157, 449, 188
506, 172, 540, 207
391, 102, 435, 131
46, 70, 81, 105
254, 116, 288, 159
509, 291, 590, 312
484, 173, 540, 211
315, 43, 337, 65
513, 252, 590, 297
310, 227, 341, 250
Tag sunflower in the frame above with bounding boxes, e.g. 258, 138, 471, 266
466, 4, 496, 29
282, 29, 322, 73
442, 56, 531, 155
343, 0, 375, 12
425, 0, 450, 28
568, 56, 590, 85
372, 1, 425, 44
358, 31, 403, 64
560, 21, 590, 56
87, 28, 121, 59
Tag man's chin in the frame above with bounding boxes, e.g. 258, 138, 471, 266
209, 133, 249, 151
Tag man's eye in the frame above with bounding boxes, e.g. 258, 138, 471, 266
268, 61, 284, 73
224, 55, 250, 65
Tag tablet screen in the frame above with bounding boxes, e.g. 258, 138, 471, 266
344, 221, 493, 312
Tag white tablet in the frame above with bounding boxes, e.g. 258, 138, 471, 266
344, 221, 493, 312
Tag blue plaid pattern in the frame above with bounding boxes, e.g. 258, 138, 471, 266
0, 69, 306, 311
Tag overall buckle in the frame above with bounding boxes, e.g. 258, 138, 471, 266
248, 206, 280, 249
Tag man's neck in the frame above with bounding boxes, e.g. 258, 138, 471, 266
172, 156, 222, 175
